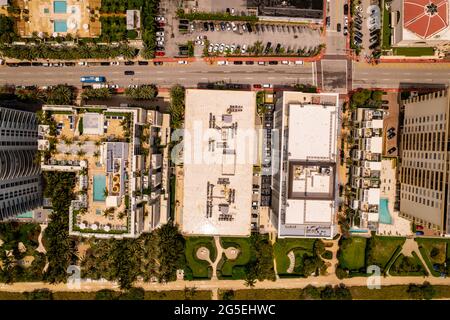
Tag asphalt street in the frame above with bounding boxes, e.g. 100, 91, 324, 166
0, 61, 449, 90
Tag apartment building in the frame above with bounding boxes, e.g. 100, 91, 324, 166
271, 91, 340, 239
0, 107, 42, 220
399, 89, 450, 234
38, 105, 170, 238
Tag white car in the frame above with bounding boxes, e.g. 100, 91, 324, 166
231, 8, 235, 14
295, 60, 304, 65
262, 83, 273, 88
156, 36, 164, 42
242, 23, 247, 32
219, 43, 225, 53
258, 61, 265, 65
231, 22, 237, 31
128, 84, 138, 88
208, 44, 213, 53
281, 60, 289, 65
156, 31, 164, 36
225, 44, 230, 52
230, 44, 236, 53
344, 16, 348, 27
213, 44, 219, 52
78, 61, 87, 66
178, 60, 188, 64
241, 44, 247, 54
217, 61, 227, 65
155, 16, 165, 22
109, 84, 119, 89
157, 41, 164, 46
110, 61, 120, 65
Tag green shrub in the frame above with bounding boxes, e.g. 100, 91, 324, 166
322, 250, 333, 260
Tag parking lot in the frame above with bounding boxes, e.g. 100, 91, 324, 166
171, 20, 322, 57
352, 0, 381, 59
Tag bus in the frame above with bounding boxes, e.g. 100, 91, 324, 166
80, 76, 106, 83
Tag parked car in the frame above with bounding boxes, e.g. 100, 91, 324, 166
416, 225, 424, 230
262, 83, 273, 88
110, 61, 120, 66
245, 61, 254, 65
203, 22, 209, 31
295, 60, 304, 65
153, 61, 163, 66
156, 51, 165, 56
387, 147, 397, 154
156, 31, 164, 36
344, 3, 348, 15
124, 61, 135, 65
253, 84, 262, 88
268, 61, 278, 65
241, 44, 247, 54
246, 23, 252, 32
209, 22, 215, 31
124, 70, 134, 75
387, 132, 396, 139
337, 23, 341, 32
138, 61, 149, 65
416, 231, 424, 236
179, 19, 189, 25
178, 60, 188, 64
233, 61, 243, 65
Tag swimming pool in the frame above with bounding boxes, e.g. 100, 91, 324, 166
93, 175, 106, 202
54, 20, 67, 32
16, 211, 33, 219
53, 1, 67, 14
379, 198, 392, 224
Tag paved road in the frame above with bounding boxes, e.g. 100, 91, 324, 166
1, 61, 449, 90
0, 62, 315, 88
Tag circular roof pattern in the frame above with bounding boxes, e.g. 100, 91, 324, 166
404, 0, 449, 38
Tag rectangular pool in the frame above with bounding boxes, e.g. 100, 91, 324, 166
379, 198, 392, 224
54, 20, 67, 32
93, 175, 106, 202
53, 1, 67, 14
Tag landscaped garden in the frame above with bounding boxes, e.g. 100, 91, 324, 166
273, 238, 326, 278
381, 0, 391, 50
393, 47, 435, 57
184, 237, 217, 279
337, 236, 367, 276
217, 237, 253, 280
389, 252, 428, 276
416, 238, 450, 277
366, 236, 405, 273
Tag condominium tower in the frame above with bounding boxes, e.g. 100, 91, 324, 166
0, 107, 41, 220
399, 89, 450, 234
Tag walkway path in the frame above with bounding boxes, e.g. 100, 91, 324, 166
323, 239, 340, 275
210, 236, 224, 280
400, 238, 432, 276
36, 224, 47, 254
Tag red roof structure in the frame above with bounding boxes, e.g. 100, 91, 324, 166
404, 0, 449, 38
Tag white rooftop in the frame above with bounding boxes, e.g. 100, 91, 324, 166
367, 188, 381, 205
369, 136, 383, 153
287, 103, 337, 161
181, 89, 256, 236
285, 199, 335, 224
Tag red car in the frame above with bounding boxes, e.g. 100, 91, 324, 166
253, 84, 262, 89
416, 225, 424, 230
156, 51, 165, 56
158, 22, 165, 27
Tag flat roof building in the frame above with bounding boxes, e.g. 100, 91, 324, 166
271, 91, 339, 238
181, 89, 257, 236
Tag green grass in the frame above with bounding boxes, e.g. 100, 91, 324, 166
338, 237, 367, 271
222, 285, 450, 300
218, 237, 253, 279
416, 238, 450, 277
273, 238, 315, 275
381, 1, 391, 50
366, 236, 405, 271
184, 237, 216, 279
393, 47, 435, 56
389, 252, 427, 276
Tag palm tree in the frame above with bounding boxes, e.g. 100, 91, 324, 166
64, 151, 71, 158
94, 140, 102, 147
77, 141, 84, 147
103, 207, 115, 218
76, 149, 86, 159
93, 151, 100, 159
103, 187, 109, 198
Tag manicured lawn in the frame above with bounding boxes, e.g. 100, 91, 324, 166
218, 237, 253, 279
393, 47, 435, 56
389, 253, 427, 276
416, 238, 450, 277
184, 237, 216, 279
338, 237, 367, 271
366, 236, 405, 271
381, 1, 391, 50
223, 285, 450, 300
273, 238, 315, 275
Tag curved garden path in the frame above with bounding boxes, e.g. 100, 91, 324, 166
36, 224, 47, 254
210, 236, 224, 280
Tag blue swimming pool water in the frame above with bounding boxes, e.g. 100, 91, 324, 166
349, 228, 368, 233
54, 1, 67, 13
93, 175, 106, 202
16, 211, 33, 219
379, 198, 392, 224
54, 20, 67, 32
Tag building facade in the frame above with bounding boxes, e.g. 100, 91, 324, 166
0, 107, 41, 220
399, 89, 450, 234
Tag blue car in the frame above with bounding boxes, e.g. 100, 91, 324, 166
416, 231, 424, 236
